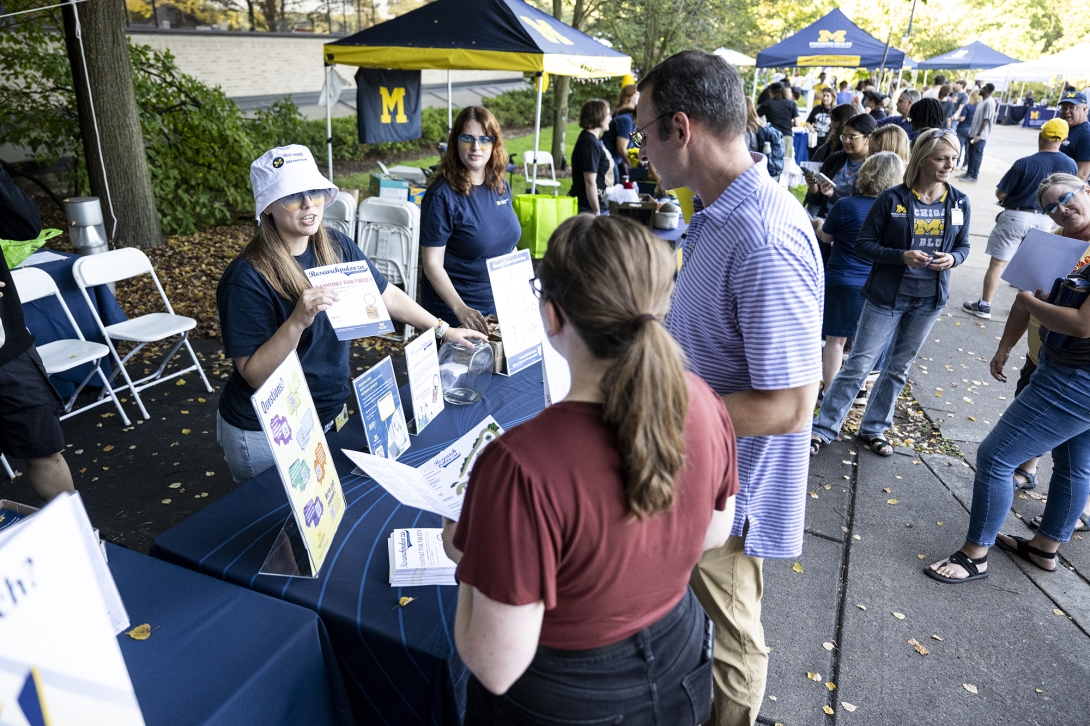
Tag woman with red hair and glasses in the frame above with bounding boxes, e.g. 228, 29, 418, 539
421, 106, 521, 334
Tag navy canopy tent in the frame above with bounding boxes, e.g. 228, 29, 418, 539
917, 41, 1019, 70
755, 9, 905, 69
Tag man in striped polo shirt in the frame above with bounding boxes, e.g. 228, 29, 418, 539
637, 52, 823, 725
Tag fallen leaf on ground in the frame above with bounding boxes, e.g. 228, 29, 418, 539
825, 681, 836, 691
918, 554, 926, 559
125, 624, 152, 640
103, 445, 114, 452
807, 671, 821, 681
822, 705, 834, 715
841, 702, 857, 712
852, 534, 861, 540
895, 475, 902, 479
931, 635, 943, 641
892, 612, 906, 620
907, 638, 929, 655
842, 460, 851, 465
823, 642, 834, 651
397, 596, 416, 607
969, 416, 976, 421
176, 379, 186, 386
963, 683, 978, 694
792, 562, 804, 573
882, 487, 892, 493
887, 498, 899, 505
181, 428, 191, 435
169, 483, 181, 489
768, 695, 777, 701
809, 491, 819, 499
1053, 609, 1065, 615
161, 499, 171, 504
1035, 688, 1043, 693
856, 603, 866, 610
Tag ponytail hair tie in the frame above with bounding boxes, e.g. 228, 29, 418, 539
632, 313, 657, 329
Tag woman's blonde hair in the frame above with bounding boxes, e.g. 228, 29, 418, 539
869, 125, 910, 162
745, 97, 760, 135
245, 213, 341, 300
857, 151, 906, 197
968, 89, 981, 104
905, 128, 960, 188
538, 215, 688, 520
432, 106, 508, 196
1037, 172, 1088, 210
616, 84, 638, 111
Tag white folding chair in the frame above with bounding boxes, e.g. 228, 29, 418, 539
72, 248, 213, 420
323, 193, 357, 240
12, 267, 130, 426
356, 197, 420, 342
522, 150, 562, 195
0, 454, 13, 480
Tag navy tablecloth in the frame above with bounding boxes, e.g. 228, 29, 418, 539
109, 543, 354, 726
19, 251, 126, 397
1024, 107, 1057, 128
793, 129, 809, 163
151, 364, 548, 725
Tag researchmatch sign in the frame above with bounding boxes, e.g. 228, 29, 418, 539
252, 351, 345, 577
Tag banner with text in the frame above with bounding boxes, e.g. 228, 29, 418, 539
356, 68, 422, 144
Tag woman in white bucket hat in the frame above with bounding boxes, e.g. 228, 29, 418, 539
215, 144, 483, 483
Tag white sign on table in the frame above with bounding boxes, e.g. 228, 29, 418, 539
251, 351, 346, 577
0, 493, 145, 725
305, 261, 393, 340
1001, 228, 1090, 294
487, 249, 543, 375
343, 416, 503, 521
404, 329, 444, 434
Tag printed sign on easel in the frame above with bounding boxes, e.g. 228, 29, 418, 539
487, 249, 543, 375
251, 351, 346, 577
404, 328, 444, 434
353, 356, 411, 461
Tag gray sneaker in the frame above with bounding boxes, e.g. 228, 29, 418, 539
962, 300, 992, 319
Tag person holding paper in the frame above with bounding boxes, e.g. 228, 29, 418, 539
444, 215, 739, 724
929, 173, 1090, 583
216, 145, 482, 483
812, 129, 970, 459
421, 106, 520, 334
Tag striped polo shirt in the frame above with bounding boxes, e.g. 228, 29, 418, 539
666, 154, 823, 559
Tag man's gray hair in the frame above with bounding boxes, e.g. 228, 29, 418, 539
901, 89, 921, 104
637, 50, 746, 141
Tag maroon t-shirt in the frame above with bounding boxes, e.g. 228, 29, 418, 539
453, 372, 738, 650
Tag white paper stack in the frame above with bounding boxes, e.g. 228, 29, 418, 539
388, 528, 457, 587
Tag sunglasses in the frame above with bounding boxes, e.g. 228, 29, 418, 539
278, 188, 336, 212
630, 111, 675, 148
925, 128, 957, 140
1043, 189, 1082, 215
457, 134, 496, 148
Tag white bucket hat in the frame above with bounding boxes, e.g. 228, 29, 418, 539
250, 144, 338, 223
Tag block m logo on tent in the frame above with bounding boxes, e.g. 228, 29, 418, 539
380, 87, 408, 123
817, 30, 847, 43
521, 16, 574, 45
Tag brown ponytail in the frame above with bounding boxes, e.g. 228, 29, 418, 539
539, 215, 689, 519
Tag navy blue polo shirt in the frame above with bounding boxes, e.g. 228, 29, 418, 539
997, 151, 1078, 209
217, 229, 387, 431
601, 111, 635, 162
1061, 120, 1090, 164
420, 178, 520, 317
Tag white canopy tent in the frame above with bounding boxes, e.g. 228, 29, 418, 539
977, 42, 1090, 92
712, 48, 756, 66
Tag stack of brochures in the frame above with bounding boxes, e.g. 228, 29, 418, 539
388, 528, 458, 587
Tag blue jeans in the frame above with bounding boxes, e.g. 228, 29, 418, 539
466, 588, 712, 725
814, 295, 943, 443
965, 138, 986, 178
216, 411, 335, 484
956, 131, 970, 167
967, 355, 1090, 547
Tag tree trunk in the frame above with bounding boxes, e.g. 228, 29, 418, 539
62, 0, 163, 249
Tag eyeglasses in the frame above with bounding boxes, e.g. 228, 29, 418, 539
529, 277, 545, 299
278, 188, 336, 212
1043, 189, 1082, 215
925, 128, 957, 140
839, 133, 866, 142
457, 134, 495, 148
630, 111, 675, 148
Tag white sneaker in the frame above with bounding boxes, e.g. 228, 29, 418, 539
866, 370, 880, 384
853, 390, 868, 406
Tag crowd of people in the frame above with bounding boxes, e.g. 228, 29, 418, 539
5, 43, 1090, 725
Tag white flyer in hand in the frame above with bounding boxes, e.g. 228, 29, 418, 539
305, 261, 394, 340
487, 249, 544, 374
343, 416, 504, 521
1000, 228, 1090, 294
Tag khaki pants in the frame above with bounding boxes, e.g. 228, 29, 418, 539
690, 535, 768, 726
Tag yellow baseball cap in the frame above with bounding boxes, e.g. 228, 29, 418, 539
1041, 117, 1070, 141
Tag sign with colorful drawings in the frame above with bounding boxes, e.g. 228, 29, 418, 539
251, 351, 345, 574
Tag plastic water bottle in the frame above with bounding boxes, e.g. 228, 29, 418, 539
762, 141, 772, 155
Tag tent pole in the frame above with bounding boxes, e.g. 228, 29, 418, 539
1019, 81, 1025, 104
325, 64, 334, 182
751, 68, 758, 104
447, 70, 453, 133
532, 73, 543, 195
1053, 74, 1067, 106
911, 68, 918, 90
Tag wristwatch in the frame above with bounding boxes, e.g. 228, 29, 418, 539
435, 320, 450, 341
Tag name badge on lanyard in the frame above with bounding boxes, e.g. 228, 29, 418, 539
951, 207, 964, 227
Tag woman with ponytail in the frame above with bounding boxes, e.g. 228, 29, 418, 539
443, 215, 739, 724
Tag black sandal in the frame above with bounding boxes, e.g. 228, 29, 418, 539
810, 436, 826, 456
858, 435, 893, 457
1013, 467, 1038, 490
925, 550, 989, 584
995, 534, 1057, 572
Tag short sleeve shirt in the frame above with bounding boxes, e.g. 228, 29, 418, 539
757, 99, 799, 138
807, 105, 833, 137
831, 156, 863, 199
998, 152, 1078, 210
216, 230, 388, 430
569, 130, 611, 210
420, 179, 520, 315
601, 111, 635, 162
453, 374, 738, 649
1061, 121, 1090, 164
899, 196, 945, 298
666, 154, 823, 559
823, 196, 877, 287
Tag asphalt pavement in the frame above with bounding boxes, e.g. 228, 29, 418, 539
758, 123, 1090, 725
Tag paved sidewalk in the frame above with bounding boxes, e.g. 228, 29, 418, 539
757, 122, 1090, 724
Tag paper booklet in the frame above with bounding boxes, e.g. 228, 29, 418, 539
343, 416, 504, 521
305, 260, 394, 340
388, 528, 458, 587
1000, 228, 1090, 295
0, 493, 145, 725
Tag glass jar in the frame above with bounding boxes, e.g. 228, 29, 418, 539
439, 338, 494, 405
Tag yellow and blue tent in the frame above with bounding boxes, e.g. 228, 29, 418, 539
755, 9, 906, 69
